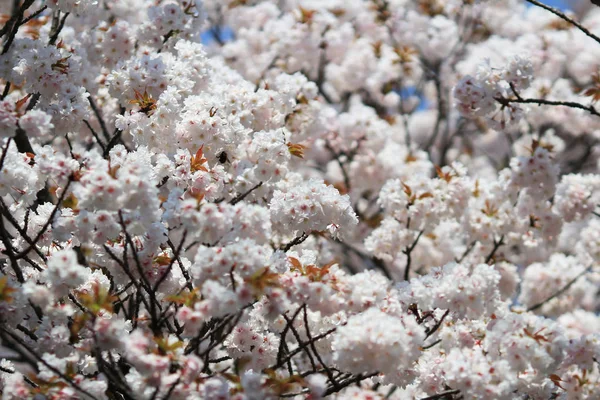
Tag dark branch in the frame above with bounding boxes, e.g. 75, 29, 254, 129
525, 0, 600, 45
527, 265, 593, 312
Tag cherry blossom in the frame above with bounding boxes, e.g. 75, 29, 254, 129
0, 0, 599, 399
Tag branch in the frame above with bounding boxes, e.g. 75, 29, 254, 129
87, 95, 111, 141
118, 211, 162, 333
0, 212, 24, 282
1, 0, 36, 54
230, 181, 263, 205
271, 326, 337, 370
527, 265, 593, 312
83, 120, 107, 152
0, 137, 11, 171
419, 389, 461, 400
0, 327, 101, 400
425, 67, 445, 151
20, 5, 48, 26
424, 309, 450, 340
324, 140, 352, 193
283, 308, 317, 371
484, 235, 504, 264
497, 91, 600, 119
166, 238, 194, 291
338, 240, 392, 280
48, 10, 69, 45
421, 339, 442, 350
15, 177, 73, 260
198, 309, 246, 359
103, 128, 126, 157
153, 231, 187, 292
525, 0, 600, 45
276, 305, 303, 368
303, 304, 339, 389
0, 197, 47, 261
455, 241, 477, 263
403, 230, 424, 281
322, 372, 380, 396
281, 232, 310, 252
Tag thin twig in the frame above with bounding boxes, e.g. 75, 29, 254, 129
271, 327, 337, 370
419, 389, 461, 400
15, 177, 73, 260
322, 372, 379, 396
281, 232, 310, 252
525, 0, 600, 45
0, 327, 101, 400
421, 339, 442, 350
425, 68, 445, 151
230, 181, 263, 205
2, 0, 36, 54
283, 309, 317, 371
153, 231, 187, 292
403, 230, 424, 281
527, 265, 593, 312
455, 241, 477, 263
0, 215, 24, 282
497, 92, 600, 118
276, 305, 303, 368
20, 5, 48, 25
0, 197, 47, 261
103, 129, 125, 157
424, 309, 450, 340
303, 304, 339, 389
484, 235, 504, 264
88, 96, 111, 141
83, 120, 106, 152
48, 11, 69, 45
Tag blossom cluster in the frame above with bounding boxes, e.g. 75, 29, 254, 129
0, 0, 600, 399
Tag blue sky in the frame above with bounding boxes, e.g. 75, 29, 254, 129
539, 0, 568, 8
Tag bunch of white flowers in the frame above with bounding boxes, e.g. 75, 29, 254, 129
1, 0, 600, 399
